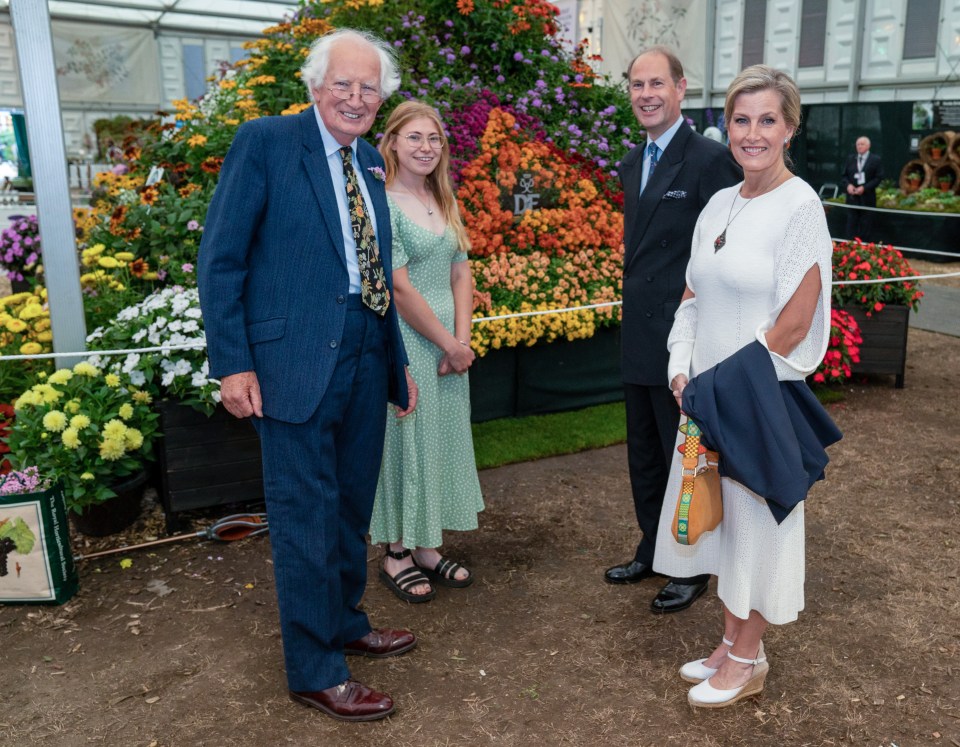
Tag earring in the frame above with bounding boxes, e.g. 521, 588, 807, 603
784, 138, 789, 144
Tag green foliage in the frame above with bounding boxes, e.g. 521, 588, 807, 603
0, 516, 35, 555
876, 187, 960, 213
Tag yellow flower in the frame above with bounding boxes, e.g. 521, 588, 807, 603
65, 399, 81, 414
73, 362, 100, 377
104, 373, 121, 388
33, 384, 63, 403
49, 370, 74, 386
5, 318, 27, 333
36, 331, 52, 343
187, 134, 208, 147
118, 403, 134, 420
43, 411, 68, 432
99, 438, 126, 461
61, 427, 81, 449
98, 256, 119, 269
115, 252, 135, 261
102, 419, 127, 440
80, 472, 95, 481
14, 390, 43, 409
132, 390, 153, 404
17, 303, 45, 321
70, 414, 91, 430
124, 428, 144, 450
19, 342, 42, 355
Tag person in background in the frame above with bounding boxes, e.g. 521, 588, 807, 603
370, 100, 484, 603
657, 65, 834, 708
607, 45, 741, 613
840, 135, 883, 240
197, 29, 418, 723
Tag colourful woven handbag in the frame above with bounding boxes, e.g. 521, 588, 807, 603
672, 416, 723, 545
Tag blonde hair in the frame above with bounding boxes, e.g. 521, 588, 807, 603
724, 65, 801, 166
378, 101, 470, 253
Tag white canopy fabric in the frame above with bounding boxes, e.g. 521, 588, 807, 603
2, 0, 297, 36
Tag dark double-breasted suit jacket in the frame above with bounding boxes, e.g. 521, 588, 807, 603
619, 124, 742, 386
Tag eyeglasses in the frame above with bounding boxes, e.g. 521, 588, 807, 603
401, 133, 445, 149
326, 81, 382, 104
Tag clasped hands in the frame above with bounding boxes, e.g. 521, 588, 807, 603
846, 184, 865, 196
437, 339, 475, 377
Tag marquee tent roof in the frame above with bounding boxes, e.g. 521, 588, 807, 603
0, 0, 297, 36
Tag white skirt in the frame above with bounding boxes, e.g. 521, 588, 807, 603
652, 429, 806, 625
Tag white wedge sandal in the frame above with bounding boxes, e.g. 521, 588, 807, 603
679, 636, 735, 683
687, 645, 768, 708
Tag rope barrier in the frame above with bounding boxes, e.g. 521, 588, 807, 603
822, 200, 960, 218
1, 247, 957, 363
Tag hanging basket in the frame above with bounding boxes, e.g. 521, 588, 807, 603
919, 131, 954, 164
898, 160, 931, 193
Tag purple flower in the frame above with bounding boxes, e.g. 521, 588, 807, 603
513, 52, 524, 61
367, 166, 386, 182
460, 46, 470, 55
181, 263, 194, 273
444, 19, 453, 27
187, 220, 200, 231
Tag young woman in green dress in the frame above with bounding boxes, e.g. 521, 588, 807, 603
370, 101, 484, 603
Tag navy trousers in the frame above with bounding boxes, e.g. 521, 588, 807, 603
254, 297, 389, 692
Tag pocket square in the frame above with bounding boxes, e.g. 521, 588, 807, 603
663, 190, 687, 200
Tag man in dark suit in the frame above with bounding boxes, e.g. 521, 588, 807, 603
198, 29, 418, 722
840, 136, 883, 240
606, 46, 741, 613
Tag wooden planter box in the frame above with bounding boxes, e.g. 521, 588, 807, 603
156, 399, 264, 532
469, 326, 623, 422
843, 304, 910, 388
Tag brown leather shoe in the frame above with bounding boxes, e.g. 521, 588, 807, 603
344, 628, 417, 658
290, 680, 395, 722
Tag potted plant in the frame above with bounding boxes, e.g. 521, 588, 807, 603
0, 288, 55, 407
812, 308, 862, 385
0, 215, 41, 291
4, 362, 160, 535
938, 174, 954, 193
905, 171, 922, 191
929, 137, 946, 160
831, 239, 923, 387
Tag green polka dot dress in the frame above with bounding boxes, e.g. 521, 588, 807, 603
369, 199, 484, 548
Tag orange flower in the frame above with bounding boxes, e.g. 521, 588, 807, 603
457, 0, 475, 13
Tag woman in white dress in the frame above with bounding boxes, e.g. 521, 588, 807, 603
653, 66, 833, 708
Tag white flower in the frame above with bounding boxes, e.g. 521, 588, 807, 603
121, 353, 141, 373
132, 329, 147, 342
161, 370, 175, 387
154, 316, 168, 329
212, 389, 222, 403
181, 320, 200, 333
173, 359, 192, 377
184, 308, 202, 319
167, 319, 183, 333
129, 370, 146, 386
191, 371, 208, 388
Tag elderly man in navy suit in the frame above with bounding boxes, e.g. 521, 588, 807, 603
605, 46, 741, 613
198, 29, 418, 722
840, 135, 883, 240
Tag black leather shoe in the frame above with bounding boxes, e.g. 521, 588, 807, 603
650, 579, 708, 613
604, 559, 657, 585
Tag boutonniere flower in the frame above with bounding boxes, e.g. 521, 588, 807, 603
367, 166, 386, 182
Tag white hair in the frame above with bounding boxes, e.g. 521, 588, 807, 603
300, 28, 400, 101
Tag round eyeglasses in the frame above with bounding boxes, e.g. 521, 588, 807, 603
402, 133, 445, 149
326, 82, 382, 104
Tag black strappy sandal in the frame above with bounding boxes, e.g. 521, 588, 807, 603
414, 554, 473, 588
378, 547, 436, 603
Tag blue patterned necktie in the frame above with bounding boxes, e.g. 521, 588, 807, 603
648, 141, 660, 178
339, 147, 389, 316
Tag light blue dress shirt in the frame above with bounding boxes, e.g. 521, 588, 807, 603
313, 106, 380, 294
641, 115, 685, 194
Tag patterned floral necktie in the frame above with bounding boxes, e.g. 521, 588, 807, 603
339, 146, 389, 316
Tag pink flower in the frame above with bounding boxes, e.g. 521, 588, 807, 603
367, 166, 386, 182
181, 263, 194, 273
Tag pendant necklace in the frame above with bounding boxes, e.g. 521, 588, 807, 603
714, 170, 789, 252
401, 187, 434, 215
713, 193, 752, 251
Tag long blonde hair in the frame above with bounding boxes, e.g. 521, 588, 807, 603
378, 101, 470, 253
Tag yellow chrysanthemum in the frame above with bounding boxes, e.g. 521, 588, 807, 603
99, 438, 126, 461
42, 410, 68, 432
98, 256, 119, 269
17, 303, 45, 321
80, 472, 95, 481
115, 252, 135, 261
124, 428, 144, 450
61, 427, 81, 449
118, 403, 134, 420
86, 243, 105, 255
132, 390, 153, 404
5, 318, 27, 333
19, 342, 42, 355
36, 331, 53, 343
102, 419, 127, 440
14, 390, 43, 409
65, 399, 81, 414
73, 362, 100, 377
33, 384, 63, 403
48, 369, 73, 385
70, 414, 91, 430
104, 373, 121, 388
187, 134, 208, 147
